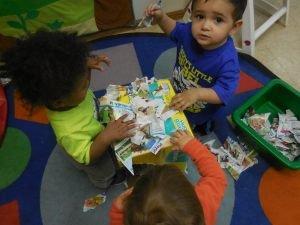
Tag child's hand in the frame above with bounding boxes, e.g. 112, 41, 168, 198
114, 187, 133, 211
170, 130, 194, 150
170, 88, 199, 111
102, 114, 136, 143
145, 2, 163, 21
87, 54, 111, 71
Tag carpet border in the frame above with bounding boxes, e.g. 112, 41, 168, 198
86, 32, 169, 44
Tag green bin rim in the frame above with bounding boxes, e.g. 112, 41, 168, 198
232, 79, 300, 169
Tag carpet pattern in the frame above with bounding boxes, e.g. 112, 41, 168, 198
0, 33, 299, 225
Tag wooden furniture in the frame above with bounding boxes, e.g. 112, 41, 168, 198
239, 0, 290, 56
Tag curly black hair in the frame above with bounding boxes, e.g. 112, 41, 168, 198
191, 0, 248, 21
3, 30, 89, 108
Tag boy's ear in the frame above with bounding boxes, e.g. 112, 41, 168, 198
230, 19, 243, 35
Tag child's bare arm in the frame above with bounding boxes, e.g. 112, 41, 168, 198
89, 114, 135, 164
145, 3, 176, 35
170, 87, 222, 111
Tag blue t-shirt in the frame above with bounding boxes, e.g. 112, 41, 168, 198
170, 22, 240, 125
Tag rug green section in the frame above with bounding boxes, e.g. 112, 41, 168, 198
0, 127, 31, 190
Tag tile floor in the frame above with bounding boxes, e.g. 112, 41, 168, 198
254, 0, 300, 90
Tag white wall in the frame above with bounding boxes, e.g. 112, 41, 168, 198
132, 0, 190, 19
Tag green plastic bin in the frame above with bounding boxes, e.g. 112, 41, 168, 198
232, 79, 300, 169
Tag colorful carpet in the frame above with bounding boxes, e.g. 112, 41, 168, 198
0, 33, 299, 225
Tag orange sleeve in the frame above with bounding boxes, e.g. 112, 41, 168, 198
109, 202, 124, 225
183, 139, 227, 225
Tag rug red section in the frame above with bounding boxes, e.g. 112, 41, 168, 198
235, 71, 263, 94
14, 91, 48, 124
259, 168, 300, 225
0, 200, 20, 225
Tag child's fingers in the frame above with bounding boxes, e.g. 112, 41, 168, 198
125, 124, 136, 131
104, 60, 112, 66
177, 129, 192, 138
172, 101, 187, 111
117, 126, 134, 138
170, 100, 181, 109
119, 121, 136, 131
186, 130, 192, 135
150, 3, 161, 12
98, 54, 108, 60
172, 130, 189, 139
146, 3, 155, 15
99, 56, 111, 66
174, 130, 185, 139
145, 8, 151, 17
93, 65, 104, 71
177, 129, 187, 135
119, 121, 136, 132
122, 187, 133, 196
123, 119, 136, 125
89, 54, 111, 70
169, 138, 177, 146
88, 62, 105, 71
118, 187, 133, 200
117, 114, 128, 122
170, 133, 177, 140
118, 124, 135, 134
171, 94, 181, 103
145, 5, 152, 16
122, 132, 134, 138
176, 103, 187, 111
178, 129, 186, 135
146, 3, 160, 16
171, 131, 181, 138
170, 98, 180, 107
170, 138, 181, 151
170, 95, 186, 108
172, 146, 180, 151
114, 187, 133, 210
183, 130, 191, 136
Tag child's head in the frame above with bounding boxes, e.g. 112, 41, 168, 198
3, 30, 90, 110
190, 0, 247, 49
124, 165, 205, 225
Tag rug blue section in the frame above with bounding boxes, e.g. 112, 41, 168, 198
0, 33, 277, 225
1, 85, 57, 225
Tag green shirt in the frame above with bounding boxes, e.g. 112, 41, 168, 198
47, 89, 104, 164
